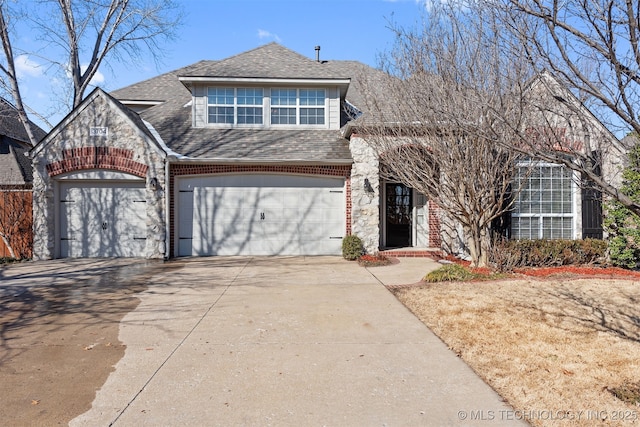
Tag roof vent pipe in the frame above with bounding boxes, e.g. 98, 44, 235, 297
315, 45, 320, 62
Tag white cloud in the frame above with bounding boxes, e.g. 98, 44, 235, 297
15, 55, 43, 78
257, 29, 282, 43
65, 64, 105, 86
81, 65, 105, 85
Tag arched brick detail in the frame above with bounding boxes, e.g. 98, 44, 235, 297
169, 163, 353, 257
46, 147, 148, 177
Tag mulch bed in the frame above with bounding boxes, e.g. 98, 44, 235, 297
429, 252, 640, 281
513, 265, 640, 279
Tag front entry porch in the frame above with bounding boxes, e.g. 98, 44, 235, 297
380, 182, 431, 252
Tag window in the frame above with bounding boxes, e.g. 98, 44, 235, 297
270, 88, 325, 125
207, 88, 234, 124
206, 87, 326, 127
271, 89, 297, 124
511, 163, 575, 239
208, 88, 263, 125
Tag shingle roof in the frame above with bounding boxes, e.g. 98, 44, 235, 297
0, 98, 47, 145
179, 43, 349, 80
0, 99, 46, 185
0, 138, 31, 185
110, 43, 385, 162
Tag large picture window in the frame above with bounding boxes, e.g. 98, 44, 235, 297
208, 87, 263, 125
511, 163, 575, 239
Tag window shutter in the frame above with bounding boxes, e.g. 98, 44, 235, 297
581, 152, 603, 239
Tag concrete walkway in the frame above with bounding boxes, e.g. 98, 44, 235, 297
69, 256, 523, 426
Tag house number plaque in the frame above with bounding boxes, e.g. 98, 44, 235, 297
90, 127, 108, 137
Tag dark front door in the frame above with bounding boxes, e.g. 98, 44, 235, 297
385, 183, 412, 248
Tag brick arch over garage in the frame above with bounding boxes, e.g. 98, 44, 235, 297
46, 147, 149, 177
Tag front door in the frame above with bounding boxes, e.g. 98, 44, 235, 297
385, 183, 412, 248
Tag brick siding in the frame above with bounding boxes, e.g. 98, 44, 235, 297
428, 200, 442, 249
46, 147, 148, 177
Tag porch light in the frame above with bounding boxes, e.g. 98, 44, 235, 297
364, 178, 374, 193
150, 177, 159, 191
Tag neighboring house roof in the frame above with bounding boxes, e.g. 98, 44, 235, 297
0, 138, 31, 186
110, 43, 385, 163
0, 99, 46, 185
0, 98, 47, 145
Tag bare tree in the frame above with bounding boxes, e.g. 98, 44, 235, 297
0, 0, 182, 145
356, 3, 531, 266
0, 4, 38, 145
491, 0, 640, 216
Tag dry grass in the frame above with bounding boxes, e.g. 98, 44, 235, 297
393, 278, 640, 426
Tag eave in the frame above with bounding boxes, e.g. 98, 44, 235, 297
178, 76, 351, 98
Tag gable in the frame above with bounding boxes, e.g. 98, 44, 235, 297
31, 88, 167, 180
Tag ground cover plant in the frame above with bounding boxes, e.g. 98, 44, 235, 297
393, 261, 640, 426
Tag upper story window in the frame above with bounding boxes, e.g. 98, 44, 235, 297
271, 88, 326, 125
206, 87, 326, 127
207, 88, 264, 125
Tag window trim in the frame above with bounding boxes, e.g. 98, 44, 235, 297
511, 160, 578, 240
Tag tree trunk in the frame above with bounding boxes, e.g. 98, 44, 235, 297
465, 223, 491, 268
0, 233, 16, 259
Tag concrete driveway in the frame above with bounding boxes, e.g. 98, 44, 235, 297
5, 256, 522, 426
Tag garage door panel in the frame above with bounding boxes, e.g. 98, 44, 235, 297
177, 174, 345, 256
59, 181, 147, 258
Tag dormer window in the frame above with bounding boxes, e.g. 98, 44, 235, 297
271, 89, 325, 125
204, 86, 327, 128
207, 87, 264, 125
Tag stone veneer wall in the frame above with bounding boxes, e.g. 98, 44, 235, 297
349, 135, 381, 254
32, 94, 166, 259
168, 163, 352, 258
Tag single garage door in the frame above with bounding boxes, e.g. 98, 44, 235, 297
59, 181, 147, 257
177, 174, 345, 256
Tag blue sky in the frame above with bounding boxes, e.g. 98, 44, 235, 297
13, 0, 427, 130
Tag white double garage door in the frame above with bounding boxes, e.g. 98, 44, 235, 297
177, 174, 346, 256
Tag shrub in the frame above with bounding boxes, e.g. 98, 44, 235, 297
489, 238, 607, 271
604, 144, 640, 268
424, 263, 477, 282
342, 235, 364, 260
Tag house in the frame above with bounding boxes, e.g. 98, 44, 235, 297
0, 100, 46, 258
28, 43, 615, 259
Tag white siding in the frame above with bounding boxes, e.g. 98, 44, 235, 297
193, 85, 207, 127
328, 87, 340, 130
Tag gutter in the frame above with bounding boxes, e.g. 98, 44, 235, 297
166, 156, 353, 165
